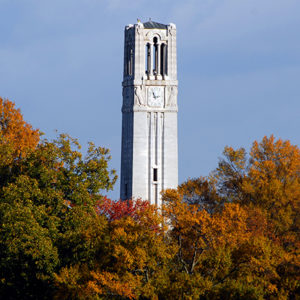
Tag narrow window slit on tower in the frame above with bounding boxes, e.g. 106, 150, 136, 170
125, 47, 128, 75
125, 183, 128, 199
165, 45, 168, 75
153, 168, 158, 182
161, 43, 168, 77
129, 48, 133, 76
145, 43, 151, 78
127, 47, 130, 75
145, 44, 147, 74
125, 46, 129, 75
153, 37, 158, 76
161, 44, 165, 76
127, 47, 133, 76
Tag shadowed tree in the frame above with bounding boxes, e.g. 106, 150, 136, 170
0, 101, 117, 299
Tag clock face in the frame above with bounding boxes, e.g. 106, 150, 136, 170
147, 86, 164, 107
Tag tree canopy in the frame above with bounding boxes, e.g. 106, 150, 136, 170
0, 99, 299, 299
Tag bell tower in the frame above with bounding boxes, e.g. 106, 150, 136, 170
120, 20, 178, 206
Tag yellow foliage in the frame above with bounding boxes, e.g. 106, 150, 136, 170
88, 271, 136, 299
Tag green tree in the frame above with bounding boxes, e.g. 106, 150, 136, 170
0, 130, 117, 299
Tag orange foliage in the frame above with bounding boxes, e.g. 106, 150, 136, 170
163, 190, 251, 275
215, 135, 300, 242
87, 271, 136, 299
244, 136, 300, 233
37, 135, 300, 298
0, 98, 39, 164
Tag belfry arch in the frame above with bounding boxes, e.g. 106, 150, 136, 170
144, 33, 168, 79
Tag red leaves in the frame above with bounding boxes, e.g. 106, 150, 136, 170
96, 196, 150, 222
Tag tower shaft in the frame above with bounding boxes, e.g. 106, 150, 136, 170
120, 20, 178, 206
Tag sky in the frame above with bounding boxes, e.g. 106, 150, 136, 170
1, 0, 300, 199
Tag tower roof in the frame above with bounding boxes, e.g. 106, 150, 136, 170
143, 20, 168, 29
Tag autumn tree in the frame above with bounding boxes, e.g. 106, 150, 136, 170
1, 102, 298, 300
177, 176, 223, 212
161, 189, 282, 299
215, 136, 300, 234
0, 130, 117, 299
54, 198, 175, 299
96, 196, 150, 221
0, 98, 39, 165
214, 135, 300, 298
161, 135, 299, 299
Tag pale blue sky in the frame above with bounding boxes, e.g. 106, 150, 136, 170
1, 0, 299, 199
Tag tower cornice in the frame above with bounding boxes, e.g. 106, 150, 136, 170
122, 79, 178, 87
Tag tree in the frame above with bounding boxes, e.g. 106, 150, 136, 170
162, 190, 284, 299
0, 132, 117, 299
1, 103, 298, 300
54, 199, 175, 299
177, 176, 223, 212
0, 98, 39, 166
215, 135, 300, 238
96, 196, 150, 221
161, 135, 300, 299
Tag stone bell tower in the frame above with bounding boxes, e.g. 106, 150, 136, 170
120, 20, 178, 206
